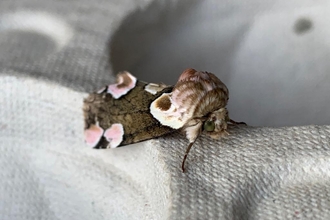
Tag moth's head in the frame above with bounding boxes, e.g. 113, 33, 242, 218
202, 108, 229, 139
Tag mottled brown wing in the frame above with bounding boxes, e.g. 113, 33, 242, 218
83, 81, 175, 149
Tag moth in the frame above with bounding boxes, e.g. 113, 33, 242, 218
83, 68, 244, 172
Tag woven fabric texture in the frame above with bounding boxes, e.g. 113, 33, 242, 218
2, 74, 330, 220
1, 0, 330, 219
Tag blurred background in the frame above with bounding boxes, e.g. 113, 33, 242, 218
1, 0, 330, 127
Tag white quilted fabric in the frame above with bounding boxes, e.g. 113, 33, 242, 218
2, 74, 330, 219
0, 75, 172, 220
1, 0, 330, 219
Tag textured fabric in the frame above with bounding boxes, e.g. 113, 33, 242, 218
0, 75, 171, 220
2, 74, 330, 220
1, 0, 330, 220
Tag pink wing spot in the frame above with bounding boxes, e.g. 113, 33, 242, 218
84, 124, 104, 147
103, 123, 124, 148
107, 71, 137, 99
96, 86, 107, 94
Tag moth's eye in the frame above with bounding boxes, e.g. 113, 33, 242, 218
203, 120, 215, 132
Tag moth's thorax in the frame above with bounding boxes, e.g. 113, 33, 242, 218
178, 68, 228, 90
171, 69, 228, 120
150, 68, 230, 143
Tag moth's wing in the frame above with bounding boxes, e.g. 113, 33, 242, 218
83, 81, 175, 149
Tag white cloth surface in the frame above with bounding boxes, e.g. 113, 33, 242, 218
2, 74, 330, 219
1, 0, 330, 219
1, 74, 171, 220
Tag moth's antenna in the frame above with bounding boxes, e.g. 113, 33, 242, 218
182, 142, 195, 173
229, 119, 247, 125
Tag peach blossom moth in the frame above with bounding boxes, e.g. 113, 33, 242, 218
83, 68, 244, 172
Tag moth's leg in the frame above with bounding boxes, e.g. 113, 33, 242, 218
181, 120, 202, 173
182, 142, 195, 173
